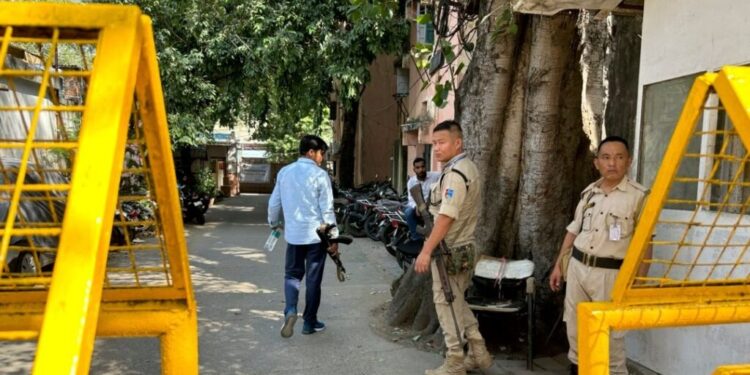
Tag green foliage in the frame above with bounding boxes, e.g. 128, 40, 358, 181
194, 167, 218, 197
415, 13, 432, 25
432, 81, 451, 108
264, 113, 333, 164
92, 0, 407, 152
409, 2, 517, 108
490, 5, 518, 41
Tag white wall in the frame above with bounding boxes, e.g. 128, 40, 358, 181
639, 0, 750, 86
630, 1, 750, 373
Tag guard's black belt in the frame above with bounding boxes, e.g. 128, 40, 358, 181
572, 247, 623, 270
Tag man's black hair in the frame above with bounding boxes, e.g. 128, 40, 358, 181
598, 136, 629, 155
413, 157, 426, 166
433, 120, 462, 135
299, 135, 329, 155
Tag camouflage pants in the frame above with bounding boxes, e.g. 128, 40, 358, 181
444, 243, 476, 275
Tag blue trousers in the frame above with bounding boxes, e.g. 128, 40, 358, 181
284, 242, 327, 324
404, 206, 422, 240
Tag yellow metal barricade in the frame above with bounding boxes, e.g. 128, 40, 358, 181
0, 3, 196, 374
714, 365, 750, 375
578, 67, 750, 374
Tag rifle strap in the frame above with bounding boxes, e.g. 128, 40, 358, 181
438, 168, 469, 191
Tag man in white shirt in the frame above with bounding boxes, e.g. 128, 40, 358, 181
405, 157, 440, 241
268, 135, 338, 338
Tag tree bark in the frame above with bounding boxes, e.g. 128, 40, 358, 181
578, 10, 608, 146
515, 13, 579, 270
604, 15, 642, 145
338, 100, 359, 189
458, 3, 526, 257
386, 267, 437, 332
494, 19, 531, 258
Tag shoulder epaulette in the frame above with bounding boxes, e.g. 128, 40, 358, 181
580, 181, 597, 198
627, 179, 650, 194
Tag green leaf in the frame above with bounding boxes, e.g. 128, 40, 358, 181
501, 7, 512, 22
455, 62, 465, 76
415, 13, 432, 25
508, 23, 518, 35
432, 82, 450, 108
441, 40, 455, 62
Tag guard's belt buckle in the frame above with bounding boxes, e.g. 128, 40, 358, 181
582, 252, 594, 267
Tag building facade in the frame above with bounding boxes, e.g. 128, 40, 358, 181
328, 1, 472, 193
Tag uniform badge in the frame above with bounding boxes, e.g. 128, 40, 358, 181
445, 188, 454, 199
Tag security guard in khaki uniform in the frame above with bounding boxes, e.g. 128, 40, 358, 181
414, 120, 492, 375
550, 136, 650, 375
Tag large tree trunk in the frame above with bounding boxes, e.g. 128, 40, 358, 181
458, 4, 527, 257
338, 100, 359, 188
516, 12, 580, 281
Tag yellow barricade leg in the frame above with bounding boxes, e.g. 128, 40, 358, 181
161, 309, 198, 374
578, 303, 611, 375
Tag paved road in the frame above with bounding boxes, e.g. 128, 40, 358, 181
0, 194, 568, 374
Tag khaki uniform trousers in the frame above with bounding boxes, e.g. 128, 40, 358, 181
431, 260, 481, 353
565, 257, 628, 375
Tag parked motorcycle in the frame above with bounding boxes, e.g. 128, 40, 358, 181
393, 235, 422, 272
180, 187, 206, 225
3, 166, 140, 273
364, 199, 404, 241
336, 180, 400, 237
384, 206, 427, 271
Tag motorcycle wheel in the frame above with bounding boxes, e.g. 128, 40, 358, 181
396, 252, 410, 272
384, 244, 397, 257
196, 213, 206, 225
364, 214, 380, 241
9, 252, 38, 274
344, 215, 366, 237
335, 206, 346, 224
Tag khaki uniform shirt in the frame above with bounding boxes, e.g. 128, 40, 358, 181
567, 177, 648, 259
428, 153, 481, 247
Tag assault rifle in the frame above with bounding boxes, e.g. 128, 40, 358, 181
316, 224, 352, 282
409, 183, 463, 347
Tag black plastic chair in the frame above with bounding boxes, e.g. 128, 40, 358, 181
466, 258, 536, 370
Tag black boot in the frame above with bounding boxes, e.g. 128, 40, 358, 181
569, 364, 578, 375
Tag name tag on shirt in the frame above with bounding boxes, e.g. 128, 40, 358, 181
609, 223, 621, 241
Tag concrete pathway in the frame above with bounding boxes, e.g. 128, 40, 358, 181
0, 194, 569, 375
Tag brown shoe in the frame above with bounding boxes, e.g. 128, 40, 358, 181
426, 351, 466, 375
464, 338, 493, 371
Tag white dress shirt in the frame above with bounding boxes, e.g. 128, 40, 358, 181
268, 157, 337, 245
406, 171, 440, 208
